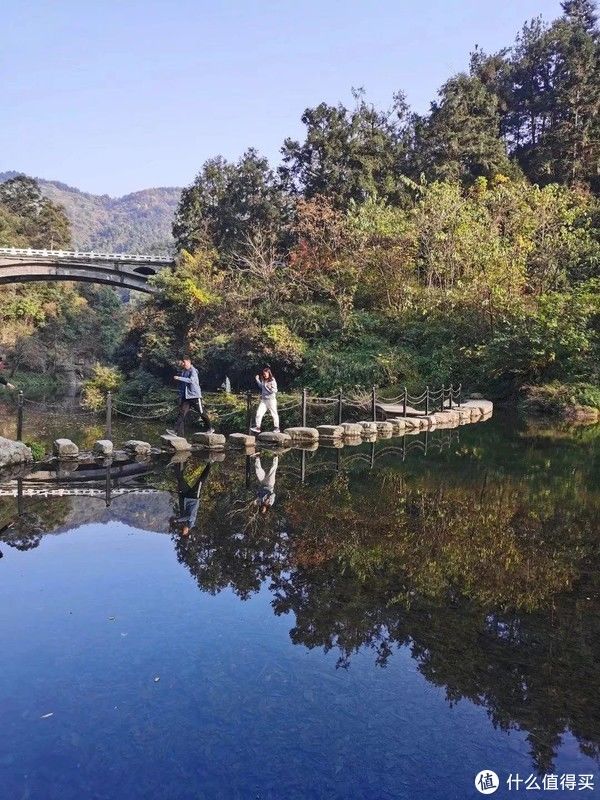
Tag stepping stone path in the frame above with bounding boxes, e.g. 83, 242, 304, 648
193, 432, 226, 450
93, 440, 113, 457
160, 434, 191, 452
123, 440, 152, 456
375, 421, 394, 435
53, 438, 79, 459
228, 433, 256, 448
284, 427, 320, 442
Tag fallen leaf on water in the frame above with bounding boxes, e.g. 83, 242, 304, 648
154, 676, 160, 683
121, 633, 128, 637
40, 713, 54, 719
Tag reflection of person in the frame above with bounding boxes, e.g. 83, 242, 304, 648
254, 455, 278, 514
251, 366, 279, 434
172, 462, 212, 536
168, 355, 214, 438
0, 354, 16, 391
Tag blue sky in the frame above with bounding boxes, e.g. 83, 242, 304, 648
1, 0, 563, 196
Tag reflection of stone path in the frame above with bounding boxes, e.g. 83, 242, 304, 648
0, 487, 161, 498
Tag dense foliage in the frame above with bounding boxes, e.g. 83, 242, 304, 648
122, 0, 599, 403
0, 176, 127, 397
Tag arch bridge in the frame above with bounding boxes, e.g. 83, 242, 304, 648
0, 247, 174, 293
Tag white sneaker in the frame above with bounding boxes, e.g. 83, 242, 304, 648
250, 427, 261, 434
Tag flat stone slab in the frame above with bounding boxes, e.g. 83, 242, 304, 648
341, 422, 363, 437
387, 418, 406, 434
461, 399, 494, 414
343, 435, 363, 446
193, 432, 226, 449
53, 438, 79, 459
358, 421, 378, 434
375, 421, 393, 435
403, 417, 422, 429
257, 431, 292, 446
228, 433, 256, 448
0, 436, 33, 468
123, 440, 152, 455
93, 439, 113, 456
160, 434, 192, 452
284, 426, 320, 441
317, 425, 344, 439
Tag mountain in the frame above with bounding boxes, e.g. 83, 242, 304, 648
0, 171, 181, 254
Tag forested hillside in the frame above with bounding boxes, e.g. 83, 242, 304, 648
0, 171, 179, 254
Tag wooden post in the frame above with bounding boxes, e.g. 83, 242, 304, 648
302, 388, 307, 427
458, 383, 462, 407
403, 386, 407, 418
106, 391, 112, 440
301, 448, 306, 484
371, 386, 377, 422
337, 388, 343, 425
425, 386, 429, 416
16, 390, 24, 441
441, 384, 445, 412
246, 391, 252, 434
449, 384, 453, 410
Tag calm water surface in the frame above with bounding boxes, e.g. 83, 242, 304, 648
0, 412, 599, 799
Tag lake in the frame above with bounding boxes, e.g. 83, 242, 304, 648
0, 411, 598, 799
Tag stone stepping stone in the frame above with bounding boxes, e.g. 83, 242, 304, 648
387, 418, 406, 434
193, 432, 226, 450
257, 431, 291, 446
375, 421, 393, 435
228, 433, 256, 448
93, 439, 113, 457
0, 436, 33, 467
341, 422, 363, 437
53, 438, 79, 459
284, 427, 319, 441
160, 434, 191, 452
317, 425, 344, 439
358, 421, 378, 434
123, 439, 152, 455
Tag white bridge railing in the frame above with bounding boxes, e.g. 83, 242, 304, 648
0, 487, 162, 498
0, 246, 173, 264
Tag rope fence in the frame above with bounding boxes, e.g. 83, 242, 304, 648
11, 382, 463, 442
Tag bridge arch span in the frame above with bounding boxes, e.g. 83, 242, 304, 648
0, 248, 174, 294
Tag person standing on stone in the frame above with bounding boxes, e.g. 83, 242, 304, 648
251, 366, 279, 434
0, 354, 16, 391
167, 356, 214, 438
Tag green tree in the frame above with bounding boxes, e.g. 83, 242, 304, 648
173, 149, 288, 254
280, 90, 412, 209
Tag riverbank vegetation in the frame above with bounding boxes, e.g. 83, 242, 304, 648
1, 1, 599, 411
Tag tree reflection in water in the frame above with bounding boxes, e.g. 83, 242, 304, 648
1, 421, 599, 773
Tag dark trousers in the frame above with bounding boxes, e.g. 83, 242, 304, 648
175, 397, 212, 436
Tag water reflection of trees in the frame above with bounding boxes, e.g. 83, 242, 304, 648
172, 462, 600, 773
2, 442, 599, 773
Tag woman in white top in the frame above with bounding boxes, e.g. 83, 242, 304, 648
251, 366, 279, 433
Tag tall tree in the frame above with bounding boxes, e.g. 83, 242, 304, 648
413, 74, 515, 183
280, 90, 412, 209
173, 149, 287, 254
0, 175, 71, 248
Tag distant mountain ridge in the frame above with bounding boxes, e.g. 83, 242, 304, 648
0, 171, 181, 254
